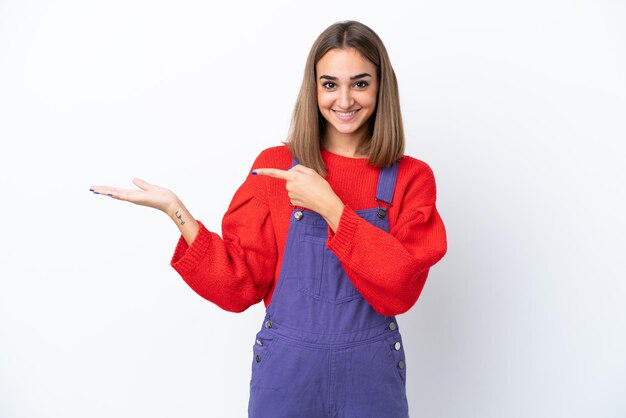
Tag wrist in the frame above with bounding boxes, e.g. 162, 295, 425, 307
166, 198, 199, 245
166, 199, 186, 225
321, 196, 344, 232
165, 195, 183, 217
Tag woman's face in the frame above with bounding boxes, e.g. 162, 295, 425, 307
316, 48, 378, 143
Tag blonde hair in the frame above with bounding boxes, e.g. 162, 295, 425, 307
285, 20, 405, 176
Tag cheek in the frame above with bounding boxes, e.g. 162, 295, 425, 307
361, 91, 378, 108
317, 92, 333, 111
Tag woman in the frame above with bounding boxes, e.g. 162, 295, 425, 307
91, 20, 447, 418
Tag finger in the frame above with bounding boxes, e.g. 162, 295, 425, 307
132, 177, 154, 191
109, 188, 142, 202
89, 185, 139, 201
252, 168, 290, 180
89, 185, 116, 197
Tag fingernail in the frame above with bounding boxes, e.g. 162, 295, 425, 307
107, 194, 113, 197
89, 188, 94, 192
92, 191, 100, 195
251, 170, 257, 175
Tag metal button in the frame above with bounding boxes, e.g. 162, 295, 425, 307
377, 208, 387, 219
264, 320, 272, 329
255, 354, 261, 363
398, 360, 405, 369
256, 339, 263, 346
389, 322, 397, 331
294, 210, 303, 221
394, 342, 401, 351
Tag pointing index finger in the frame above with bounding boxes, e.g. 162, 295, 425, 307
252, 168, 290, 180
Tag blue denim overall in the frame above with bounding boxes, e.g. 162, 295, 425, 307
248, 158, 409, 418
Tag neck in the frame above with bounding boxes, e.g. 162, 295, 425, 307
322, 128, 369, 158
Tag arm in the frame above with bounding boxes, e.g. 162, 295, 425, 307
170, 193, 277, 312
90, 162, 277, 313
170, 157, 277, 312
325, 164, 448, 316
327, 204, 447, 316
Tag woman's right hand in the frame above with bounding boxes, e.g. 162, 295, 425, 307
90, 178, 178, 213
90, 178, 199, 245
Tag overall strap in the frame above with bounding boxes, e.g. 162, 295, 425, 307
375, 160, 400, 205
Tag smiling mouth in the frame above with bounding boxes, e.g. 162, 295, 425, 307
333, 109, 360, 120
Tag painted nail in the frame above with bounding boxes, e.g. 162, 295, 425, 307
251, 170, 257, 175
89, 188, 94, 192
107, 194, 113, 197
93, 191, 100, 194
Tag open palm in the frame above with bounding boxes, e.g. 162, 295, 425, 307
89, 178, 178, 213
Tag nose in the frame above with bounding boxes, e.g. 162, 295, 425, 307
336, 86, 354, 109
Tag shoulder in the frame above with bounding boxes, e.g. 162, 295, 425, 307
398, 155, 435, 177
395, 155, 439, 205
251, 144, 293, 170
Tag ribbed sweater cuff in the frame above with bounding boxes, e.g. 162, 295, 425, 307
326, 205, 359, 259
170, 220, 212, 276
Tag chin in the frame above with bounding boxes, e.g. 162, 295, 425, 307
333, 122, 360, 132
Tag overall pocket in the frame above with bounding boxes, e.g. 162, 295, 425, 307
298, 224, 361, 304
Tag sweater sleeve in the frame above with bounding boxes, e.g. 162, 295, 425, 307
170, 153, 277, 313
326, 162, 447, 316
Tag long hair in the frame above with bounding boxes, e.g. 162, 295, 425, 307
285, 20, 405, 176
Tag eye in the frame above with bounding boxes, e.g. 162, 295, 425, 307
354, 80, 369, 89
322, 82, 336, 89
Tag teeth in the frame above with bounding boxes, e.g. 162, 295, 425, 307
336, 110, 357, 117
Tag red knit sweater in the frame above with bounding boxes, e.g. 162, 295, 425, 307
171, 145, 447, 316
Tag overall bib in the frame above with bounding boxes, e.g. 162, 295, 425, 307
248, 158, 409, 418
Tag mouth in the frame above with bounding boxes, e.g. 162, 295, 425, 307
332, 109, 361, 121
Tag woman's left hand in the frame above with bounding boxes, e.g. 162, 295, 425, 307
253, 165, 345, 231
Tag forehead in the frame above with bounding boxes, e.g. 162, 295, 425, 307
316, 48, 377, 77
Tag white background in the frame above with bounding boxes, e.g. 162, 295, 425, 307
1, 0, 625, 417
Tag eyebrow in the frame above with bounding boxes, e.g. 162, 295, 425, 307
319, 73, 372, 81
